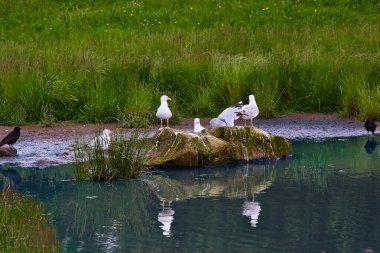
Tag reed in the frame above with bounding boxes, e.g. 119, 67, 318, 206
74, 129, 149, 180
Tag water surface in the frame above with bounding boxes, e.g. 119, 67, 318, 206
1, 136, 379, 253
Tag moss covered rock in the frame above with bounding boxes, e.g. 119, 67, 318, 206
146, 127, 291, 168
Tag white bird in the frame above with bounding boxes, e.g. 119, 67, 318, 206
237, 95, 259, 126
156, 95, 172, 128
193, 118, 205, 133
209, 118, 227, 127
214, 101, 243, 127
90, 129, 112, 149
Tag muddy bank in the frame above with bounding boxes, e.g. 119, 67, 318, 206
0, 113, 371, 168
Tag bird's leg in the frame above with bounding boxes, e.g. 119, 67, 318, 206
160, 119, 163, 129
244, 119, 247, 126
167, 119, 170, 128
251, 118, 253, 127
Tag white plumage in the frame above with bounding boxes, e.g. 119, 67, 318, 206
239, 95, 259, 126
193, 118, 205, 133
210, 101, 243, 127
156, 95, 172, 128
90, 129, 112, 149
242, 199, 261, 227
209, 118, 227, 127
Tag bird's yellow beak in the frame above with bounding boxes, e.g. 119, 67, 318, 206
167, 97, 171, 100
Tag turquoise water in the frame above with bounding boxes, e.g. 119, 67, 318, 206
1, 136, 379, 253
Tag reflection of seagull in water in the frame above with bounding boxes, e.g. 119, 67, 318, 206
210, 101, 243, 127
158, 200, 175, 237
364, 137, 378, 154
0, 168, 22, 186
241, 197, 261, 227
90, 129, 112, 149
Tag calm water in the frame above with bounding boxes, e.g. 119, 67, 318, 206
1, 136, 380, 253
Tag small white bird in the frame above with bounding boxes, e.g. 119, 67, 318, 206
90, 129, 112, 149
237, 95, 259, 126
216, 101, 243, 127
193, 118, 205, 133
156, 95, 172, 128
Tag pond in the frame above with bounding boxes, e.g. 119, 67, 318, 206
1, 135, 379, 253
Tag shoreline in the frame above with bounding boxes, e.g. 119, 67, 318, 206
0, 113, 373, 168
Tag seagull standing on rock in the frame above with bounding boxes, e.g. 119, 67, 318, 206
237, 95, 259, 126
210, 101, 243, 127
156, 95, 172, 129
193, 118, 205, 133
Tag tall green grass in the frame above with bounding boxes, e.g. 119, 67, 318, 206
74, 129, 149, 180
0, 187, 60, 253
0, 0, 379, 124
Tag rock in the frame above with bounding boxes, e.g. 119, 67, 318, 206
0, 147, 17, 156
146, 127, 291, 168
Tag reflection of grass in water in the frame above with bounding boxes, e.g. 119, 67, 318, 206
279, 154, 330, 190
53, 181, 156, 244
0, 187, 60, 253
74, 130, 149, 180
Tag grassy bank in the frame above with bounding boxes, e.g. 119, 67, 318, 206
0, 187, 60, 253
0, 0, 379, 125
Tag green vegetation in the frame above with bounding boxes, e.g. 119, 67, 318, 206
0, 187, 60, 253
0, 0, 379, 125
74, 130, 149, 180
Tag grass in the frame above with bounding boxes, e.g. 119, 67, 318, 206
74, 129, 149, 180
0, 0, 379, 125
0, 187, 60, 253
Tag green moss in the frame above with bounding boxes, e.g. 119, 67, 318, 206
148, 127, 291, 168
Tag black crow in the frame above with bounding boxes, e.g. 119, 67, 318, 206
364, 119, 376, 135
0, 127, 21, 148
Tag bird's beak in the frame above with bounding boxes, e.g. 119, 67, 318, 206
167, 97, 171, 100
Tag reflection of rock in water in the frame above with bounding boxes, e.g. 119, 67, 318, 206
242, 199, 261, 227
0, 168, 21, 186
364, 138, 378, 154
158, 200, 174, 237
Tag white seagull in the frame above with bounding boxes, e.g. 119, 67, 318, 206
156, 95, 172, 128
210, 101, 243, 127
193, 118, 205, 133
237, 95, 259, 126
90, 129, 112, 149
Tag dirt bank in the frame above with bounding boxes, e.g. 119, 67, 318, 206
0, 113, 372, 168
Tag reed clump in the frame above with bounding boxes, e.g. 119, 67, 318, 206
74, 130, 149, 180
0, 187, 61, 253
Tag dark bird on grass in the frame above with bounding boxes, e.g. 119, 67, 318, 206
364, 138, 378, 155
0, 127, 21, 148
364, 119, 376, 135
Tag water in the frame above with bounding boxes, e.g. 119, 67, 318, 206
1, 136, 379, 253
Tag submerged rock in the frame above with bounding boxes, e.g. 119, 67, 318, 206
0, 147, 17, 157
147, 127, 291, 168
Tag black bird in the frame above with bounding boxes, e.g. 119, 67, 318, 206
0, 127, 21, 148
364, 119, 376, 135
